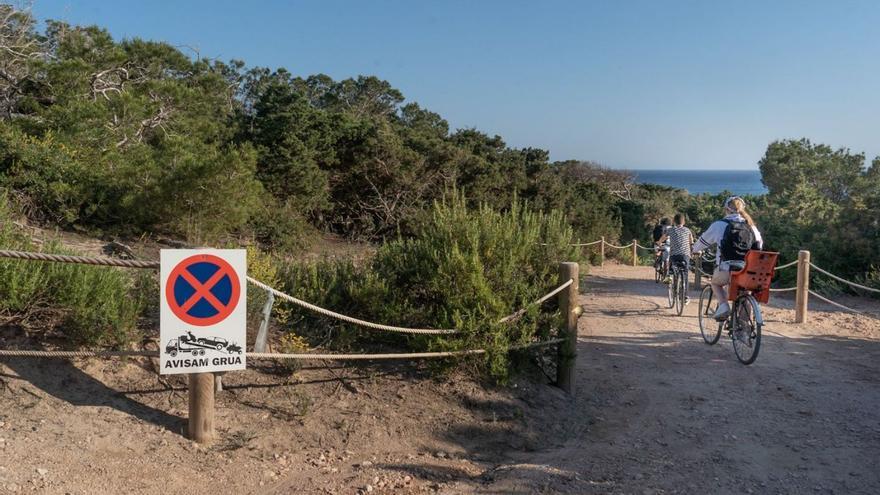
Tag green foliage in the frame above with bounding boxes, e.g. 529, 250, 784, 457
1, 5, 645, 253
279, 194, 580, 381
756, 140, 880, 291
759, 139, 865, 202
1, 16, 265, 244
0, 195, 145, 346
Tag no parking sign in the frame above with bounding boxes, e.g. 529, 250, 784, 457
160, 249, 246, 375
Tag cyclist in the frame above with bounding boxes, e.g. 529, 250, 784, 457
658, 213, 695, 291
652, 218, 671, 274
692, 196, 763, 320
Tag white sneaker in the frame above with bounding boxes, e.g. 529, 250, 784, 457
713, 302, 731, 321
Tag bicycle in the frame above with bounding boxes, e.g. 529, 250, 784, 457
653, 247, 668, 283
666, 259, 689, 315
697, 250, 778, 365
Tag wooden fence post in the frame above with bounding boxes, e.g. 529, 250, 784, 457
693, 256, 702, 290
556, 262, 580, 395
188, 373, 215, 444
254, 290, 274, 353
795, 250, 810, 323
599, 237, 605, 267
631, 240, 638, 266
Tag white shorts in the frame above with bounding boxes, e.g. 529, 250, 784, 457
711, 268, 730, 286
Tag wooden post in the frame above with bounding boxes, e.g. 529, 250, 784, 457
214, 372, 225, 392
188, 373, 215, 444
254, 290, 274, 353
693, 255, 702, 290
631, 240, 638, 266
556, 262, 580, 395
795, 250, 810, 323
599, 237, 605, 267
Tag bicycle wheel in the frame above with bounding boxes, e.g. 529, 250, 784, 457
698, 286, 722, 345
655, 265, 662, 283
666, 269, 675, 308
732, 295, 762, 365
675, 268, 687, 316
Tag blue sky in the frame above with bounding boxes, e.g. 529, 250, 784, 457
31, 0, 880, 170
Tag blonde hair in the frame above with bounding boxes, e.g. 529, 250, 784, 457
729, 197, 755, 227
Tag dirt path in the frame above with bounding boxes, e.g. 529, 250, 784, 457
1, 264, 878, 494
482, 264, 880, 494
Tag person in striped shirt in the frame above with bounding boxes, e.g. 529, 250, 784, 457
659, 214, 695, 293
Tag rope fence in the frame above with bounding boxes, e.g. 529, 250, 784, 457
0, 349, 157, 358
245, 276, 456, 335
808, 290, 864, 315
0, 339, 564, 361
0, 249, 159, 269
603, 241, 633, 250
2, 242, 876, 351
775, 260, 798, 271
498, 279, 572, 323
0, 249, 572, 337
0, 239, 590, 443
809, 263, 880, 294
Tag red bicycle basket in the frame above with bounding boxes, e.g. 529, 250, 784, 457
729, 250, 779, 303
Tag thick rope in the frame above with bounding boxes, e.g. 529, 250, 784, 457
498, 279, 572, 323
809, 263, 880, 294
769, 287, 797, 292
0, 250, 159, 269
250, 350, 485, 360
0, 350, 157, 358
246, 277, 457, 335
604, 241, 632, 250
0, 339, 564, 361
636, 243, 654, 251
775, 260, 798, 271
540, 240, 601, 246
250, 339, 564, 360
807, 290, 864, 315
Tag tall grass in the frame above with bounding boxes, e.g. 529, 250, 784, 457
0, 195, 145, 347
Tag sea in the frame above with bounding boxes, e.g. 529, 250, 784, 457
632, 169, 767, 196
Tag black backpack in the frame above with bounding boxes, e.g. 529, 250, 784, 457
652, 224, 665, 242
720, 219, 755, 262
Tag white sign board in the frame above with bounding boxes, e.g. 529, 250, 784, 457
160, 249, 246, 375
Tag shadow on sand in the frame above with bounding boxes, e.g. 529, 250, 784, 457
2, 357, 183, 432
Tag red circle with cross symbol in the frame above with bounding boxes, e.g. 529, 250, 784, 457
165, 254, 241, 326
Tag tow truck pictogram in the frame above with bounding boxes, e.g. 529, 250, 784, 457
165, 331, 241, 357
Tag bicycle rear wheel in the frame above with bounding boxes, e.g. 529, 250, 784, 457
675, 269, 687, 316
655, 263, 662, 283
698, 285, 721, 345
732, 295, 762, 365
666, 270, 675, 308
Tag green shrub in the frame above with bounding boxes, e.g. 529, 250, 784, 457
279, 192, 581, 381
0, 195, 145, 347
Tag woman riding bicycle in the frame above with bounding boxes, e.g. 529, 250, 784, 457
658, 213, 695, 288
692, 196, 763, 320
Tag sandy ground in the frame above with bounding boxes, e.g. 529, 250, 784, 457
1, 263, 879, 494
